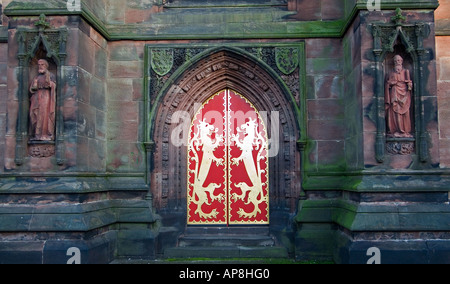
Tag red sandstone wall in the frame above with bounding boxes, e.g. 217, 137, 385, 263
0, 42, 6, 173
436, 0, 450, 168
106, 41, 146, 173
305, 38, 346, 172
70, 22, 108, 172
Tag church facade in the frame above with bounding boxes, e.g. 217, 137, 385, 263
0, 0, 449, 264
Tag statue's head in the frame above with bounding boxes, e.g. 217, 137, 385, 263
393, 55, 404, 66
38, 59, 49, 74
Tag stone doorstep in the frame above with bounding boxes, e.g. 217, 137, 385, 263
165, 226, 288, 259
164, 246, 289, 259
179, 227, 275, 247
165, 0, 287, 8
184, 226, 271, 236
178, 234, 276, 247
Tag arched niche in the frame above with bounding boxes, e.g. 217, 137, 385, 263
146, 46, 304, 229
371, 9, 431, 164
14, 15, 67, 167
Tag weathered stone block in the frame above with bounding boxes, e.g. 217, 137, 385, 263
0, 64, 6, 86
89, 139, 106, 171
107, 100, 138, 124
117, 228, 156, 258
132, 78, 143, 101
315, 76, 342, 99
106, 142, 131, 172
438, 139, 450, 167
347, 240, 430, 264
322, 0, 344, 21
63, 97, 78, 123
94, 47, 107, 80
6, 67, 18, 101
129, 143, 145, 171
306, 38, 342, 59
0, 242, 44, 264
438, 81, 450, 109
108, 121, 138, 142
78, 33, 95, 74
5, 101, 17, 134
0, 44, 7, 63
108, 61, 143, 78
107, 78, 134, 101
307, 58, 342, 76
295, 223, 335, 261
437, 37, 450, 58
363, 132, 377, 166
43, 235, 114, 264
306, 75, 316, 99
107, 0, 126, 24
109, 41, 139, 62
90, 77, 106, 112
439, 58, 450, 81
308, 99, 344, 120
76, 102, 96, 138
125, 8, 152, 25
439, 109, 450, 139
387, 154, 414, 169
96, 110, 106, 140
308, 119, 346, 140
288, 0, 321, 21
76, 136, 89, 171
77, 68, 91, 104
65, 29, 79, 67
317, 140, 345, 168
0, 85, 7, 113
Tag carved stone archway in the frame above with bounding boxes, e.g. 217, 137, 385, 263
148, 46, 302, 236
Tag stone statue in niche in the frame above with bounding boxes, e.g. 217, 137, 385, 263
385, 55, 413, 138
29, 59, 56, 142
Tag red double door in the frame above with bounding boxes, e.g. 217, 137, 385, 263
187, 89, 269, 225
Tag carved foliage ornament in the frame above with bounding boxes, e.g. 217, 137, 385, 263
147, 45, 304, 107
386, 141, 415, 155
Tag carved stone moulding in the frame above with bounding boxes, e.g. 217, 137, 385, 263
147, 44, 305, 106
28, 143, 55, 158
386, 141, 415, 156
145, 43, 306, 213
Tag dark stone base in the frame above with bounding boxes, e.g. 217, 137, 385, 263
0, 232, 116, 264
335, 231, 450, 264
295, 227, 450, 264
155, 208, 295, 259
0, 229, 158, 264
295, 223, 337, 262
165, 246, 288, 259
0, 177, 159, 264
294, 185, 450, 264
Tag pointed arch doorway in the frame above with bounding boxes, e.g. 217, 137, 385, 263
187, 89, 269, 226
